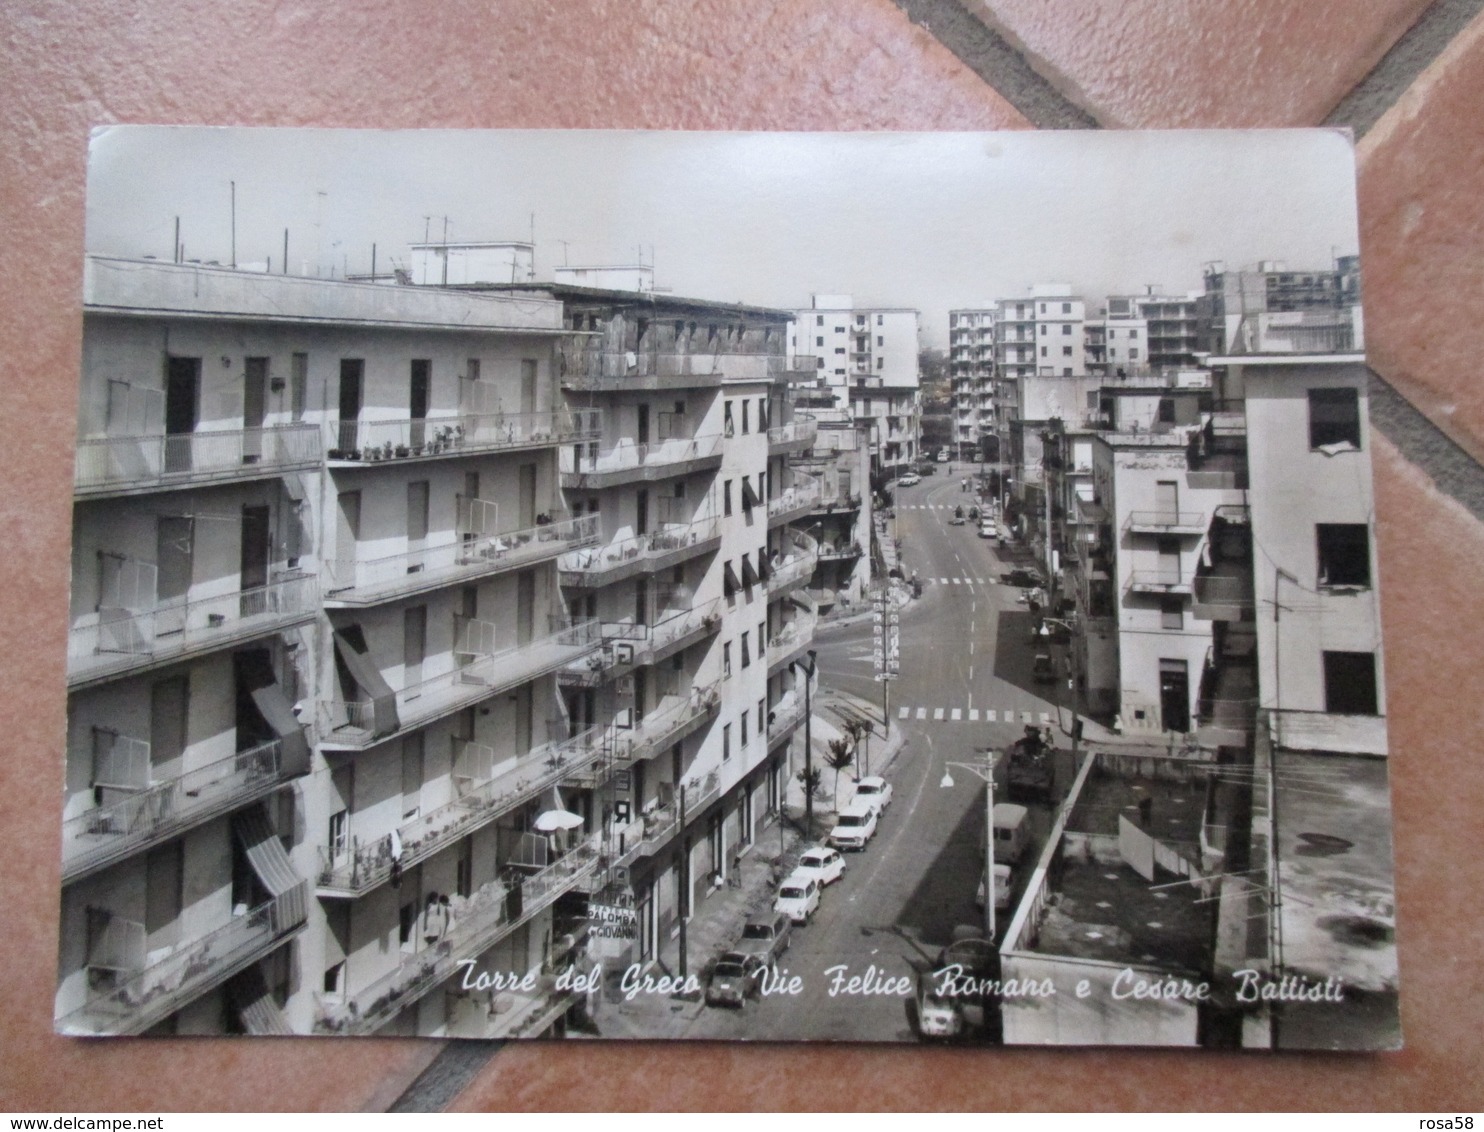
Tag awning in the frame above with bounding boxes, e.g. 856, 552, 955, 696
233, 804, 307, 928
249, 681, 310, 776
332, 625, 400, 737
226, 963, 292, 1036
740, 555, 760, 588
723, 561, 741, 598
741, 479, 761, 510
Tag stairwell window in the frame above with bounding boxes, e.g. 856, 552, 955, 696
1323, 651, 1379, 715
1308, 387, 1362, 449
1317, 523, 1371, 588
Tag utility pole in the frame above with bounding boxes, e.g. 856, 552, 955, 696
797, 650, 818, 837
941, 752, 999, 940
677, 780, 688, 978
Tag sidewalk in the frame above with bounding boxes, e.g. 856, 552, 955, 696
590, 687, 912, 1039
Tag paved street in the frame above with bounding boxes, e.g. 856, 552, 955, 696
686, 471, 1077, 1041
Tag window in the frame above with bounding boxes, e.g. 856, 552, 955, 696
1041, 346, 1047, 357
835, 347, 846, 355
1062, 324, 1071, 335
1323, 651, 1379, 714
1158, 398, 1175, 423
758, 620, 766, 652
1062, 303, 1071, 314
877, 335, 884, 347
816, 315, 824, 326
816, 336, 824, 347
1317, 523, 1371, 587
757, 698, 765, 734
1062, 346, 1073, 357
835, 326, 846, 334
1160, 597, 1183, 630
1040, 304, 1047, 314
1308, 387, 1361, 448
741, 631, 751, 668
1063, 368, 1073, 376
877, 358, 884, 370
876, 315, 883, 326
1129, 349, 1139, 360
724, 479, 733, 516
1129, 329, 1138, 339
724, 401, 735, 437
1040, 324, 1047, 336
723, 723, 732, 760
741, 400, 750, 434
740, 712, 749, 747
723, 642, 732, 677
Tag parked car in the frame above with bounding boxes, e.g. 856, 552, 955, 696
793, 845, 847, 887
705, 950, 768, 1007
774, 871, 822, 924
1005, 727, 1054, 801
1032, 652, 1056, 684
828, 801, 880, 851
976, 862, 1015, 912
735, 912, 792, 964
978, 519, 998, 539
1000, 567, 1043, 588
853, 775, 893, 814
992, 802, 1031, 864
898, 472, 921, 487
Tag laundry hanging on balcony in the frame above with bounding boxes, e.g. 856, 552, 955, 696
331, 624, 400, 737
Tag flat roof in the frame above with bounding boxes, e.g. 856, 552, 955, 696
472, 280, 792, 320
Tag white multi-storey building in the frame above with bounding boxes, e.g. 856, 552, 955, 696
58, 256, 818, 1038
948, 307, 996, 456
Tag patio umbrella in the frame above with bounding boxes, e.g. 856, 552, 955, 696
533, 785, 583, 832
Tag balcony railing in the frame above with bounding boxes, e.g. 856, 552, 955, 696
618, 771, 723, 864
318, 729, 604, 896
816, 541, 864, 561
562, 433, 723, 487
315, 844, 599, 1034
1192, 573, 1255, 613
75, 423, 322, 497
326, 409, 599, 462
560, 346, 788, 390
767, 692, 807, 745
767, 479, 822, 525
318, 617, 600, 750
1123, 510, 1207, 535
68, 572, 318, 688
558, 516, 721, 587
57, 884, 307, 1036
565, 685, 723, 789
61, 738, 299, 884
768, 530, 819, 594
1125, 570, 1193, 595
767, 419, 818, 452
1228, 315, 1360, 356
325, 515, 599, 605
768, 610, 817, 672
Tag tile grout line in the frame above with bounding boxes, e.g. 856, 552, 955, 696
1324, 0, 1484, 137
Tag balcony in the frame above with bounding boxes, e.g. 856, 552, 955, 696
768, 530, 819, 596
75, 423, 322, 499
1192, 572, 1255, 621
616, 771, 724, 865
766, 418, 818, 455
57, 885, 307, 1036
318, 618, 600, 751
326, 409, 599, 464
768, 609, 817, 674
783, 356, 821, 383
317, 729, 603, 897
560, 433, 723, 490
816, 540, 864, 562
315, 843, 600, 1034
565, 685, 722, 789
1125, 570, 1193, 596
1186, 453, 1249, 491
560, 345, 788, 391
1224, 314, 1360, 357
766, 691, 807, 747
68, 572, 318, 690
325, 514, 600, 606
558, 516, 721, 589
1123, 510, 1207, 536
61, 738, 303, 885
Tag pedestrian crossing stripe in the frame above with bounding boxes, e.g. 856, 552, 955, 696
968, 709, 979, 721
1040, 712, 1050, 724
950, 708, 962, 720
933, 707, 945, 720
1021, 711, 1032, 723
891, 706, 1054, 727
898, 707, 910, 719
916, 707, 927, 719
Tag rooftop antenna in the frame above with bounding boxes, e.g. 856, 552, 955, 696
423, 215, 432, 243
558, 239, 570, 266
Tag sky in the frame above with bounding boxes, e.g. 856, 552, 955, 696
85, 128, 1363, 350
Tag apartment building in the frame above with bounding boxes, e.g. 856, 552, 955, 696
58, 256, 822, 1039
787, 419, 873, 611
948, 307, 996, 456
789, 295, 921, 479
1200, 258, 1360, 356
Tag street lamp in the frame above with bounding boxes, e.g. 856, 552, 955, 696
940, 750, 999, 941
792, 649, 819, 837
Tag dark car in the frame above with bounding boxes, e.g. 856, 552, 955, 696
1005, 726, 1055, 801
735, 912, 792, 965
1000, 567, 1043, 588
706, 950, 768, 1007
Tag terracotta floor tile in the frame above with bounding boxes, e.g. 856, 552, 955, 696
970, 0, 1431, 127
1359, 10, 1484, 465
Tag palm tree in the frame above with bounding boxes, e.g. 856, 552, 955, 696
824, 736, 855, 811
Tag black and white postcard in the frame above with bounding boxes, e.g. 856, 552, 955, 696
57, 127, 1399, 1049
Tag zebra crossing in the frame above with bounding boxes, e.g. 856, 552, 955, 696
901, 705, 1052, 726
925, 575, 997, 586
900, 503, 985, 510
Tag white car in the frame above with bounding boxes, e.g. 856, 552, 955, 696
978, 520, 998, 539
976, 863, 1015, 912
853, 776, 893, 815
793, 845, 846, 887
898, 473, 921, 487
827, 801, 879, 851
773, 871, 822, 924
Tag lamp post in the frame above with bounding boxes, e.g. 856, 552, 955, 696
793, 649, 819, 838
677, 779, 688, 979
940, 750, 999, 941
